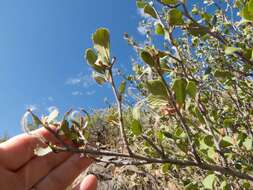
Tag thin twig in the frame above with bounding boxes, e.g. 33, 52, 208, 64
109, 58, 133, 155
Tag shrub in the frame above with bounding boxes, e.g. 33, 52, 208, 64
23, 0, 253, 189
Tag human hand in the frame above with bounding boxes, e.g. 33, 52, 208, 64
0, 127, 97, 190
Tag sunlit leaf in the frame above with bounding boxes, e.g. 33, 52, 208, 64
161, 0, 178, 4
243, 137, 253, 150
202, 174, 216, 189
146, 80, 168, 98
225, 46, 242, 55
155, 23, 165, 35
92, 28, 110, 63
144, 4, 158, 19
136, 0, 146, 8
220, 136, 234, 148
186, 80, 197, 99
133, 102, 142, 120
92, 72, 106, 85
172, 78, 187, 106
131, 119, 142, 136
168, 9, 184, 26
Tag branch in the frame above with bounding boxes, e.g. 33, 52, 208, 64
155, 69, 201, 163
50, 145, 253, 181
108, 58, 133, 155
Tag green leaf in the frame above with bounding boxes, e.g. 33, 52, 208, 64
85, 49, 105, 74
147, 95, 168, 109
155, 23, 165, 35
242, 181, 251, 189
92, 28, 110, 49
140, 50, 157, 67
92, 28, 110, 62
220, 136, 234, 148
207, 148, 216, 160
202, 174, 216, 189
34, 146, 52, 156
131, 119, 142, 136
186, 81, 197, 99
144, 4, 158, 19
241, 0, 253, 21
161, 163, 171, 173
85, 48, 97, 66
161, 0, 178, 4
146, 80, 168, 98
220, 181, 229, 190
243, 137, 253, 150
185, 182, 198, 190
172, 78, 187, 106
214, 70, 233, 79
168, 9, 184, 26
204, 135, 214, 147
133, 102, 142, 120
187, 23, 207, 37
92, 72, 106, 85
223, 118, 234, 128
60, 119, 71, 137
136, 0, 146, 8
249, 0, 253, 10
224, 46, 242, 55
118, 80, 126, 95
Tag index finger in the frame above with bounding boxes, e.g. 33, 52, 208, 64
0, 126, 63, 171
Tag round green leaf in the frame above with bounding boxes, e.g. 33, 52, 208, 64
172, 77, 187, 106
224, 46, 242, 55
186, 80, 197, 99
144, 4, 158, 19
131, 119, 142, 136
202, 174, 216, 189
161, 0, 178, 5
155, 23, 165, 35
92, 72, 106, 85
85, 48, 97, 66
140, 50, 156, 67
168, 9, 184, 26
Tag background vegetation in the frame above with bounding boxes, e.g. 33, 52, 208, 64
22, 0, 253, 189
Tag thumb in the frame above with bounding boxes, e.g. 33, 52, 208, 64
79, 174, 97, 190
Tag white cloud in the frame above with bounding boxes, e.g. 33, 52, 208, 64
86, 90, 95, 96
72, 91, 83, 96
48, 96, 54, 102
66, 73, 94, 88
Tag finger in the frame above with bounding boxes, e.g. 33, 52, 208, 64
35, 154, 93, 190
17, 152, 72, 190
0, 167, 22, 190
0, 126, 66, 170
79, 174, 97, 190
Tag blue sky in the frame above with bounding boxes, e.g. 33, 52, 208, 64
0, 0, 143, 137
